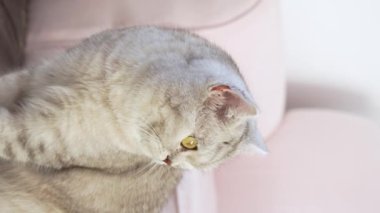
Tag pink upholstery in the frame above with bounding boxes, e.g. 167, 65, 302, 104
215, 109, 380, 213
27, 0, 259, 36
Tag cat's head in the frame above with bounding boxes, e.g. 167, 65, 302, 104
139, 83, 266, 170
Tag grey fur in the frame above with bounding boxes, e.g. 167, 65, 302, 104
0, 26, 262, 212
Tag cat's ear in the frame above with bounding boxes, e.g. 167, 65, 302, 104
207, 84, 258, 121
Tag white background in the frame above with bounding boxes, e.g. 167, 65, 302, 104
279, 0, 380, 123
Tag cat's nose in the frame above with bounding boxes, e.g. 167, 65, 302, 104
163, 156, 172, 166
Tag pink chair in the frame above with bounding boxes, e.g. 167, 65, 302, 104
25, 0, 380, 212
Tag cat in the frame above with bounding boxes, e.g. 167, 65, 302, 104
0, 26, 266, 212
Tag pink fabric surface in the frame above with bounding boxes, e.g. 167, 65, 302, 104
27, 0, 259, 43
215, 109, 380, 213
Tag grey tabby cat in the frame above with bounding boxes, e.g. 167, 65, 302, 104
0, 27, 265, 212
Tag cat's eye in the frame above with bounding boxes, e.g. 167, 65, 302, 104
181, 136, 198, 150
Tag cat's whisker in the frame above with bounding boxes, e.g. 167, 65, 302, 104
137, 126, 162, 146
145, 121, 162, 142
119, 118, 160, 145
134, 161, 156, 177
135, 118, 166, 154
137, 118, 161, 139
145, 163, 160, 175
133, 163, 151, 177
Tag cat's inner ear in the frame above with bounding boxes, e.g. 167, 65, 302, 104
207, 84, 258, 121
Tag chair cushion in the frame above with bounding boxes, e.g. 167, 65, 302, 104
214, 109, 380, 213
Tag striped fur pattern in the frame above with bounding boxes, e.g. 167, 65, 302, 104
0, 27, 261, 212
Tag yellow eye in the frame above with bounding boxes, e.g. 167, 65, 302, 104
181, 136, 198, 150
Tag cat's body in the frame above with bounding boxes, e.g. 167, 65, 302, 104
0, 27, 264, 212
0, 161, 181, 212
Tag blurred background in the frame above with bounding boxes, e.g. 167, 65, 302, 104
280, 0, 380, 123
